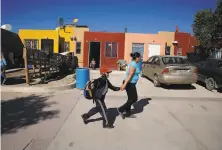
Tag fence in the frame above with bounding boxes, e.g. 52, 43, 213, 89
23, 48, 69, 84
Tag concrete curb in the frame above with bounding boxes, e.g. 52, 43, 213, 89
1, 81, 76, 93
90, 70, 126, 74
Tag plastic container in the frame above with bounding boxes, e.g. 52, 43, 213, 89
76, 68, 90, 90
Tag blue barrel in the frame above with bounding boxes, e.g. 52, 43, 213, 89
76, 68, 90, 90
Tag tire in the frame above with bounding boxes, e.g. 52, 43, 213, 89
153, 75, 161, 87
205, 77, 215, 91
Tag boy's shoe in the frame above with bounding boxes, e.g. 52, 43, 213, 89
81, 114, 88, 124
103, 124, 114, 129
125, 114, 137, 118
117, 108, 125, 119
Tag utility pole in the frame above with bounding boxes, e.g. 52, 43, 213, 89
124, 26, 127, 33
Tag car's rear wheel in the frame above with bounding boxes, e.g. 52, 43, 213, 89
205, 77, 215, 91
153, 75, 161, 87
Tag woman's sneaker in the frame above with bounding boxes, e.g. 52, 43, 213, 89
103, 124, 114, 129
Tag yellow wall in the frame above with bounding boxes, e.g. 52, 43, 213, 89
56, 26, 74, 52
158, 31, 175, 56
18, 26, 89, 67
72, 27, 89, 67
18, 29, 59, 53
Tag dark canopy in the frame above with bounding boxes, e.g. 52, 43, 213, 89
1, 29, 24, 57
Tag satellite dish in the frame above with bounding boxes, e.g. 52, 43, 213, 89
73, 18, 78, 23
1, 24, 12, 31
57, 17, 64, 28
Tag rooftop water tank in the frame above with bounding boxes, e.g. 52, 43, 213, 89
1, 24, 12, 31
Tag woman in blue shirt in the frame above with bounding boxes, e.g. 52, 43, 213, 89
117, 52, 141, 118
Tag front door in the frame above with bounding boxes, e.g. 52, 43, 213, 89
41, 39, 54, 54
89, 42, 101, 68
148, 44, 161, 57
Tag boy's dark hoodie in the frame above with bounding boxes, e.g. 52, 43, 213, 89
82, 69, 120, 129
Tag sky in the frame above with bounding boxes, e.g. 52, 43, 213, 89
1, 0, 218, 34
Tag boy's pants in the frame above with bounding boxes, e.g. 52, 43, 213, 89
1, 73, 6, 85
85, 97, 109, 125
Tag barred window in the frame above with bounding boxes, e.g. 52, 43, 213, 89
165, 46, 171, 55
76, 42, 81, 54
65, 42, 70, 52
105, 42, 118, 58
176, 48, 182, 56
24, 40, 38, 49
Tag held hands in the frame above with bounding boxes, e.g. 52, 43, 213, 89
120, 84, 126, 91
115, 87, 121, 91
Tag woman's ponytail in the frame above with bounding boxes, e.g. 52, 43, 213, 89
130, 52, 141, 60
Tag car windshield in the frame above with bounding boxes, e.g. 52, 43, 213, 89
162, 57, 187, 64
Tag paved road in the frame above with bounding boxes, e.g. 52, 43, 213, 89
47, 95, 222, 150
1, 71, 222, 150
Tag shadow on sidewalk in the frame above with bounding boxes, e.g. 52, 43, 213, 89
86, 98, 151, 126
1, 95, 60, 134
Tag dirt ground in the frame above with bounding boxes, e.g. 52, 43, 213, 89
4, 69, 75, 87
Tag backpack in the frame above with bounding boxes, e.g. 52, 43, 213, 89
83, 80, 95, 100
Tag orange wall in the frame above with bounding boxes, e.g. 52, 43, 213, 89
124, 33, 166, 63
83, 32, 125, 70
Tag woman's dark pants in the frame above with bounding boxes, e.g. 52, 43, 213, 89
118, 82, 138, 114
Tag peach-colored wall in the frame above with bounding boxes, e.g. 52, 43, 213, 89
158, 31, 175, 56
124, 33, 166, 63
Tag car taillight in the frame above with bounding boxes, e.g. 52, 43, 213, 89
162, 68, 169, 74
194, 68, 197, 74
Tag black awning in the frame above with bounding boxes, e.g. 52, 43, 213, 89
1, 29, 24, 56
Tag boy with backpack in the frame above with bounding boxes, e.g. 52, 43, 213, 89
82, 67, 120, 129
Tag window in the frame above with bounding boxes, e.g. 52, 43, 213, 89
76, 42, 81, 54
162, 57, 187, 64
65, 42, 70, 52
24, 40, 38, 49
147, 57, 154, 63
218, 61, 222, 69
176, 48, 182, 56
132, 43, 144, 58
152, 57, 160, 65
165, 46, 170, 55
105, 42, 118, 58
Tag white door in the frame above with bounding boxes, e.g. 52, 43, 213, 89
148, 44, 161, 57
